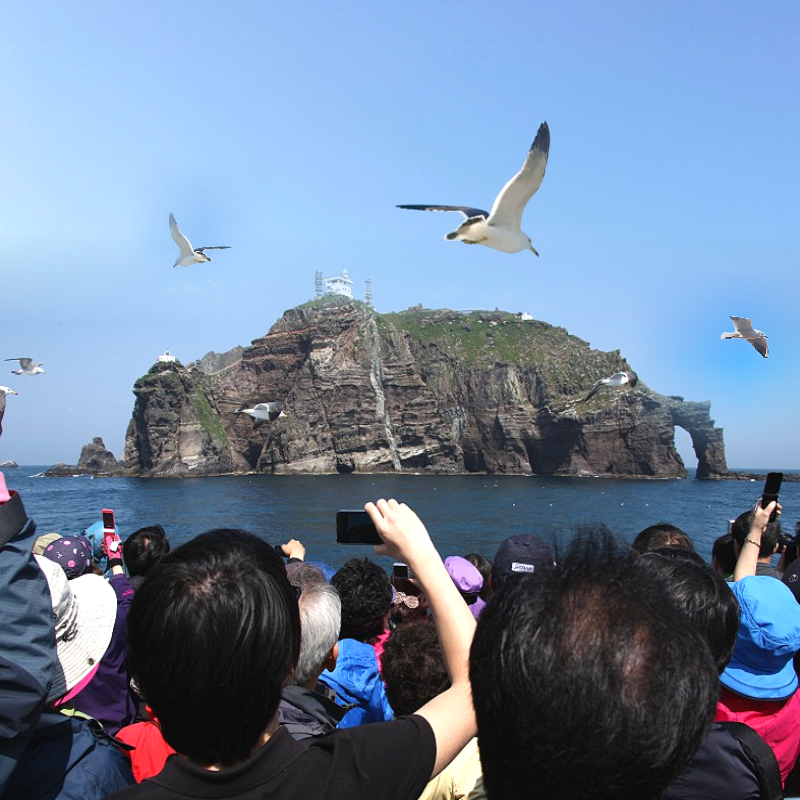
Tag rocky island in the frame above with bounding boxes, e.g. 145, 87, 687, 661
112, 299, 726, 479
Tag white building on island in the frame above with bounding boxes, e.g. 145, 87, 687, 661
157, 349, 178, 363
324, 269, 353, 298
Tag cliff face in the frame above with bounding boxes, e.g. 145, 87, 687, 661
122, 301, 727, 478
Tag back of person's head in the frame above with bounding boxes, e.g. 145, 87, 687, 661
123, 524, 170, 578
126, 529, 300, 767
331, 558, 392, 642
731, 509, 781, 558
639, 550, 740, 672
463, 552, 493, 601
389, 584, 428, 628
631, 523, 695, 554
286, 562, 327, 591
381, 619, 449, 717
470, 528, 719, 800
293, 581, 341, 686
711, 532, 737, 577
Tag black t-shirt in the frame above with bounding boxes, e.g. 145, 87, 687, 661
107, 715, 436, 800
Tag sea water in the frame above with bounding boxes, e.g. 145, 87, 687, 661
6, 468, 800, 569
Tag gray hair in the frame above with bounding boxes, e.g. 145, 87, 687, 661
294, 581, 341, 686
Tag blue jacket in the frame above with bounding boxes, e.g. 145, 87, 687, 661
318, 638, 394, 728
0, 493, 57, 791
3, 713, 134, 800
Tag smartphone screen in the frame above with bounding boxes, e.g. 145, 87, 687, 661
102, 508, 115, 532
336, 510, 382, 545
393, 563, 410, 581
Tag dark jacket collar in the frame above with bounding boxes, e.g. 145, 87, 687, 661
0, 492, 30, 549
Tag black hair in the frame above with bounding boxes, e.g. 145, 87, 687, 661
463, 552, 493, 601
639, 550, 740, 672
123, 524, 170, 578
731, 509, 781, 558
470, 528, 718, 800
711, 532, 737, 577
631, 523, 695, 554
331, 558, 392, 642
381, 619, 449, 717
126, 529, 300, 766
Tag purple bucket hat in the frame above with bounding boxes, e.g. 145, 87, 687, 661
445, 556, 486, 618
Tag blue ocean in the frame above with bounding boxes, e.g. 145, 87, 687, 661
5, 468, 799, 569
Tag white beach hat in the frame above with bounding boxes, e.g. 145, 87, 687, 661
34, 554, 117, 702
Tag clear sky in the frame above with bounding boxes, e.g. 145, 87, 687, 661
1, 0, 798, 469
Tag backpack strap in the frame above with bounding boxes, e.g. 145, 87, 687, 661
720, 721, 784, 800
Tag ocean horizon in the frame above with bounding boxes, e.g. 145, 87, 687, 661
4, 466, 799, 570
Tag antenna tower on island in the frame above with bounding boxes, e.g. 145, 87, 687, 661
314, 270, 324, 298
365, 278, 373, 306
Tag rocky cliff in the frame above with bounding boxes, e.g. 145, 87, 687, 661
121, 300, 728, 478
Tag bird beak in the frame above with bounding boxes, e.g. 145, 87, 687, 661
529, 245, 539, 256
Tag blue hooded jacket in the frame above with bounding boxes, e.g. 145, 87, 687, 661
318, 638, 394, 728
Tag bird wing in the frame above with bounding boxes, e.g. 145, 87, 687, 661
169, 213, 195, 259
750, 337, 769, 358
397, 205, 489, 219
195, 246, 231, 254
488, 122, 550, 230
582, 381, 603, 401
730, 316, 757, 337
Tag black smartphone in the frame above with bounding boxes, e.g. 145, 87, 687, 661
393, 563, 410, 582
760, 472, 783, 523
336, 510, 382, 545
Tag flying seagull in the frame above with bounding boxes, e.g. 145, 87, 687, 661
397, 121, 550, 255
236, 402, 287, 427
0, 386, 18, 396
721, 316, 768, 358
169, 212, 231, 268
582, 370, 638, 402
5, 358, 44, 376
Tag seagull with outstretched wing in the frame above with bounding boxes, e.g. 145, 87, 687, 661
721, 316, 768, 358
170, 212, 231, 267
236, 401, 287, 427
5, 358, 44, 376
398, 121, 550, 255
582, 370, 638, 402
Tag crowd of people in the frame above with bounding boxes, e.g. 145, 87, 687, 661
2, 466, 800, 800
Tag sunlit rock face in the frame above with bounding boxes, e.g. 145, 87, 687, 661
121, 300, 727, 479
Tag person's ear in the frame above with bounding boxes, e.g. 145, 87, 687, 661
323, 642, 339, 673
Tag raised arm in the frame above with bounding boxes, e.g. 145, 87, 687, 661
365, 498, 476, 777
733, 500, 779, 581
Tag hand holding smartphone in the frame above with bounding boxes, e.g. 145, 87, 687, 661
102, 508, 120, 556
760, 473, 783, 523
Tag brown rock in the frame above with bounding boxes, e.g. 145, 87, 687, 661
121, 301, 728, 478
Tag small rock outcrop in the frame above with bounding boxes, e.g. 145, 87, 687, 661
121, 301, 728, 478
0, 460, 19, 469
77, 437, 121, 475
45, 437, 122, 476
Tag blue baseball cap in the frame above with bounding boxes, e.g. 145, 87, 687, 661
721, 576, 800, 700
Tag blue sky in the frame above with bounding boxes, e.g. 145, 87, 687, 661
1, 0, 798, 469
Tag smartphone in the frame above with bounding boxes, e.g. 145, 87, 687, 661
336, 510, 382, 545
393, 563, 410, 582
760, 473, 783, 523
101, 508, 117, 555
